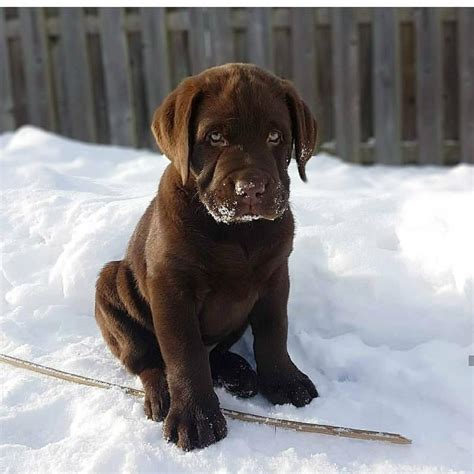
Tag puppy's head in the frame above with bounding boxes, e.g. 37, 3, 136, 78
152, 63, 317, 224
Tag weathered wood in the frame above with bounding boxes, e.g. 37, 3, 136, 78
59, 8, 96, 142
373, 8, 401, 165
1, 7, 466, 165
359, 23, 373, 145
141, 7, 171, 119
332, 8, 360, 163
99, 8, 135, 147
7, 36, 28, 127
315, 23, 334, 144
49, 30, 70, 137
19, 8, 55, 129
189, 8, 209, 74
415, 8, 443, 165
87, 32, 109, 144
442, 21, 459, 141
208, 8, 233, 67
458, 8, 474, 164
0, 8, 15, 131
247, 8, 273, 70
128, 31, 149, 149
291, 8, 317, 116
400, 21, 416, 140
273, 25, 291, 80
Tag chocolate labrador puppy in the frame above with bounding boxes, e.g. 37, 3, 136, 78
95, 63, 318, 451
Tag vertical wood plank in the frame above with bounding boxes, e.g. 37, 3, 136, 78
141, 7, 171, 118
19, 8, 55, 130
291, 8, 317, 116
273, 26, 291, 79
316, 23, 334, 144
87, 32, 110, 144
247, 8, 273, 70
400, 20, 416, 141
373, 8, 401, 165
208, 8, 233, 66
49, 31, 71, 137
359, 22, 373, 144
0, 8, 15, 131
458, 8, 474, 164
59, 7, 96, 142
332, 8, 360, 163
189, 8, 209, 74
8, 36, 29, 127
442, 20, 459, 140
169, 30, 191, 87
415, 8, 443, 165
99, 7, 135, 147
128, 31, 149, 148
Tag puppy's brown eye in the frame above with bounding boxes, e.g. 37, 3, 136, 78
268, 130, 281, 144
208, 131, 227, 146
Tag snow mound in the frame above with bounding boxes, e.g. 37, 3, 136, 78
1, 126, 473, 472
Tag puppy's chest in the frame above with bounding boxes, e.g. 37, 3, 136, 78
197, 243, 272, 345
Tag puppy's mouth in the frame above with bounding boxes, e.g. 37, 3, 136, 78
201, 194, 288, 225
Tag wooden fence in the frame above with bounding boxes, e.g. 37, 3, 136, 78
1, 7, 473, 165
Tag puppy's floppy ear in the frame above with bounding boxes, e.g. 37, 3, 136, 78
283, 81, 318, 182
151, 79, 201, 185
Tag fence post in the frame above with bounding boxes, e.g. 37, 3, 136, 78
415, 8, 442, 165
0, 9, 15, 131
189, 8, 209, 74
59, 8, 96, 142
208, 8, 233, 67
19, 8, 55, 130
373, 8, 401, 165
458, 8, 474, 164
141, 8, 171, 119
99, 8, 136, 147
332, 8, 360, 163
247, 8, 273, 71
291, 8, 317, 118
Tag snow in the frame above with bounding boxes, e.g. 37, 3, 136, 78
1, 126, 473, 473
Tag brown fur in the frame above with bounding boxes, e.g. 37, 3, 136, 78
95, 63, 318, 451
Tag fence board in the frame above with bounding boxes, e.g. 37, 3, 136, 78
332, 8, 360, 163
291, 8, 317, 117
373, 8, 401, 165
400, 21, 416, 141
87, 32, 109, 144
458, 8, 474, 164
0, 7, 466, 166
359, 22, 373, 145
49, 30, 70, 137
59, 8, 96, 142
189, 8, 208, 74
443, 20, 459, 140
247, 8, 273, 70
209, 8, 233, 66
416, 8, 442, 165
141, 8, 170, 119
0, 9, 15, 130
19, 8, 55, 130
99, 8, 135, 147
315, 23, 334, 144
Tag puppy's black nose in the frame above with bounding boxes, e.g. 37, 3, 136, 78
234, 179, 267, 201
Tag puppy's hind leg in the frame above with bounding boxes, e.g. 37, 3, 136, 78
95, 260, 170, 421
209, 349, 258, 398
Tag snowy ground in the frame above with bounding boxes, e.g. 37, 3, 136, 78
1, 126, 473, 473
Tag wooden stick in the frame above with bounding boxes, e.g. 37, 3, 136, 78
0, 353, 411, 445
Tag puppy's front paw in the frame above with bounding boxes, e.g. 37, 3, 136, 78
259, 368, 318, 407
163, 394, 227, 451
140, 368, 170, 422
